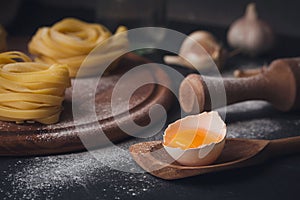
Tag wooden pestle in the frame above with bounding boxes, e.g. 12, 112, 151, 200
179, 57, 300, 113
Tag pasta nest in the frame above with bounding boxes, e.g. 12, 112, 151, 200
28, 18, 128, 77
0, 51, 70, 124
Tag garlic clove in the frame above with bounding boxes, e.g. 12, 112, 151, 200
163, 55, 188, 68
164, 31, 227, 70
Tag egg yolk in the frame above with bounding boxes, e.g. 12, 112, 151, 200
165, 129, 218, 150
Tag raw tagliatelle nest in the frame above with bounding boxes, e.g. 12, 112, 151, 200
0, 51, 71, 124
28, 18, 129, 77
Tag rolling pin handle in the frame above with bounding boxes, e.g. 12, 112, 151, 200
179, 58, 297, 113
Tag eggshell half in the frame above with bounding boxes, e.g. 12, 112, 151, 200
163, 111, 226, 166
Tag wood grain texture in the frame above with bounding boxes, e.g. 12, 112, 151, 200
0, 53, 174, 156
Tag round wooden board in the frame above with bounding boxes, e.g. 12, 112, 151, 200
0, 53, 174, 156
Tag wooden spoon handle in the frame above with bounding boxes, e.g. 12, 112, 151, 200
265, 136, 300, 158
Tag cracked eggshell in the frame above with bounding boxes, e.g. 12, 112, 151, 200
163, 111, 226, 166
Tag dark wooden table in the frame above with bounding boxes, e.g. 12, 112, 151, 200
1, 22, 300, 200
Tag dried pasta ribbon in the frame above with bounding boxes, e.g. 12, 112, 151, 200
0, 51, 71, 124
0, 51, 32, 64
28, 18, 128, 77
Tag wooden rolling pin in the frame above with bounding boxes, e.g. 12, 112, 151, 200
179, 57, 300, 113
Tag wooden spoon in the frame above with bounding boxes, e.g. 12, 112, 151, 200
179, 57, 300, 113
129, 136, 300, 180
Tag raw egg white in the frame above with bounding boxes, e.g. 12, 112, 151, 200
163, 111, 226, 166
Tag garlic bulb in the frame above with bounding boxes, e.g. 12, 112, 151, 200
227, 3, 274, 56
164, 31, 227, 70
0, 25, 7, 52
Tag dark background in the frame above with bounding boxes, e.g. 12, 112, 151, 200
1, 0, 300, 37
1, 1, 300, 200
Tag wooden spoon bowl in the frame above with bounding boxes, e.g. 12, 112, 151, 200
130, 136, 300, 180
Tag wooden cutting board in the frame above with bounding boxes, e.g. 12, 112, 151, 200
0, 53, 174, 156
